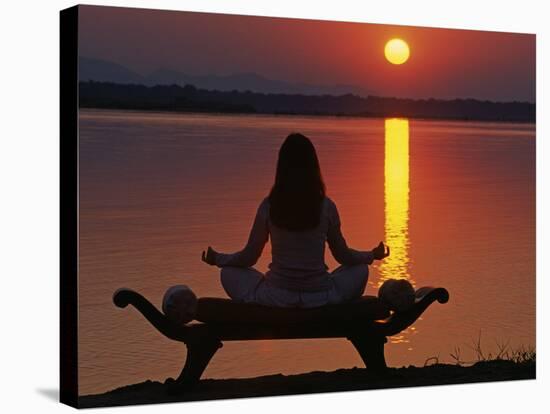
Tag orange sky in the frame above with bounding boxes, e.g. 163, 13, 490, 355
79, 5, 535, 102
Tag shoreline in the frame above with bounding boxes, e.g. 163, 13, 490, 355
79, 360, 535, 408
79, 106, 537, 125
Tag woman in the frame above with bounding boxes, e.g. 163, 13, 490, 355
202, 133, 389, 308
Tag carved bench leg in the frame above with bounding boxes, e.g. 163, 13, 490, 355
165, 336, 222, 394
348, 335, 388, 373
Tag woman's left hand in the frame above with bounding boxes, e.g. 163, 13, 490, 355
372, 241, 390, 260
201, 246, 218, 266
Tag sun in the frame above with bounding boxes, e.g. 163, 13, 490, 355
385, 38, 410, 65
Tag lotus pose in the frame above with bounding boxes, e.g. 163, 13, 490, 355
202, 133, 389, 308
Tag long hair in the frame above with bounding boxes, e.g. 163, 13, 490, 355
268, 133, 326, 231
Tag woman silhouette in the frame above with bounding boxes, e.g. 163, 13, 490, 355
202, 133, 389, 308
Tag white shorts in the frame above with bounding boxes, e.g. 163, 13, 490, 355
220, 264, 369, 308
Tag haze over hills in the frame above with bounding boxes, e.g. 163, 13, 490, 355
79, 57, 535, 122
79, 56, 144, 85
79, 56, 375, 97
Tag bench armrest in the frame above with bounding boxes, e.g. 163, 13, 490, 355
113, 288, 191, 342
372, 287, 449, 336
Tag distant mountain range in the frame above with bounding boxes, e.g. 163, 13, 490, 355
79, 81, 535, 122
79, 56, 375, 97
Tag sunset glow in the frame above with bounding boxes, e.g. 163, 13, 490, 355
384, 38, 410, 65
79, 6, 535, 101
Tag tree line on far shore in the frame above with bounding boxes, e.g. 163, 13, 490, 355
79, 81, 535, 122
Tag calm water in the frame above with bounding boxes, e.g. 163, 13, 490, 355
78, 109, 535, 395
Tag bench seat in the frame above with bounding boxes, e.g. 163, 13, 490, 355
113, 286, 449, 393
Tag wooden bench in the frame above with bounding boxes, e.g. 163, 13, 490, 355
113, 286, 449, 392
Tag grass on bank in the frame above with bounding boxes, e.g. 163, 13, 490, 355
424, 331, 536, 367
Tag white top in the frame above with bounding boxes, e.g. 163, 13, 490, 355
215, 197, 374, 292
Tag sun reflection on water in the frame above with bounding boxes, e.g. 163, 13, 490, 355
378, 119, 414, 344
379, 118, 412, 287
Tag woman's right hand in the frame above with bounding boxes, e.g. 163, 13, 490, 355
372, 241, 390, 260
201, 246, 218, 266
